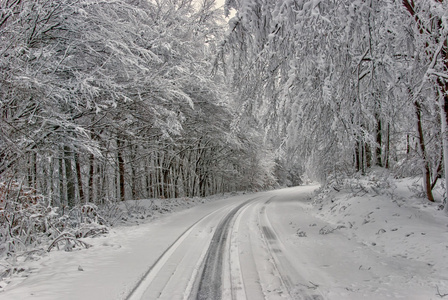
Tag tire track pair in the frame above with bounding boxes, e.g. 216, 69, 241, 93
194, 197, 259, 300
125, 197, 258, 300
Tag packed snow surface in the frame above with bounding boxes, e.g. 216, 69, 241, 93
0, 179, 447, 299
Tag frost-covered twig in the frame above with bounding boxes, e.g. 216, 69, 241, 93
80, 226, 108, 238
299, 281, 319, 290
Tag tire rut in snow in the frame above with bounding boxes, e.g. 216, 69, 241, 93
259, 199, 324, 300
125, 204, 233, 300
195, 198, 256, 300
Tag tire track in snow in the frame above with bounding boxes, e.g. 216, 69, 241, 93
125, 203, 237, 300
226, 201, 252, 300
194, 197, 259, 300
235, 200, 266, 299
258, 198, 324, 300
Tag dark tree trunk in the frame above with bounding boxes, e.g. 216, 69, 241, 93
88, 153, 94, 203
355, 142, 361, 172
59, 155, 65, 206
385, 123, 390, 169
74, 152, 84, 204
403, 0, 445, 204
406, 134, 410, 155
117, 139, 125, 201
64, 146, 76, 207
414, 101, 435, 202
376, 117, 382, 167
365, 142, 372, 169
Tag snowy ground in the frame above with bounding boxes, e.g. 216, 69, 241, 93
311, 172, 448, 299
0, 175, 447, 299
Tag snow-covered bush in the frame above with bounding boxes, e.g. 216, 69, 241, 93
313, 168, 395, 208
0, 180, 108, 259
0, 180, 56, 255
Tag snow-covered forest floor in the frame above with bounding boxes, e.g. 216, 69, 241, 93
312, 169, 448, 299
0, 171, 447, 299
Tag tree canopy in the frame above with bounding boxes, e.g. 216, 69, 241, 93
222, 0, 448, 206
1, 0, 448, 210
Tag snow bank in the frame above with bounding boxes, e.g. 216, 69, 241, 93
312, 169, 448, 298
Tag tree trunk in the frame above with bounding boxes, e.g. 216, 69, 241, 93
376, 116, 382, 167
365, 142, 371, 170
97, 163, 104, 204
406, 134, 410, 155
436, 40, 448, 213
117, 139, 125, 201
385, 123, 390, 169
59, 155, 65, 207
130, 145, 137, 200
414, 101, 435, 202
88, 153, 94, 203
145, 156, 151, 198
440, 94, 448, 213
355, 142, 361, 172
74, 152, 84, 204
403, 0, 446, 204
64, 146, 76, 207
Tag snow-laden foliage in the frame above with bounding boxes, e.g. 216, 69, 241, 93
0, 0, 277, 210
222, 0, 448, 205
0, 177, 108, 260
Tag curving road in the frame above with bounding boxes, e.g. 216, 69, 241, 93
1, 185, 428, 300
125, 186, 324, 300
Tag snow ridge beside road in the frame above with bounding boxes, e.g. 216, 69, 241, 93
311, 172, 448, 299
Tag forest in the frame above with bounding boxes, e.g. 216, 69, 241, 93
0, 0, 447, 254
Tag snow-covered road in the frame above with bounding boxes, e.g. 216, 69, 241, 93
0, 185, 442, 299
126, 187, 324, 300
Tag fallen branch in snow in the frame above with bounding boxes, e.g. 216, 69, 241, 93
319, 225, 346, 235
299, 281, 319, 290
78, 226, 108, 238
47, 233, 91, 252
436, 285, 448, 298
319, 226, 335, 235
308, 281, 319, 289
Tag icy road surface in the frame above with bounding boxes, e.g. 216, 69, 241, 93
0, 185, 439, 299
